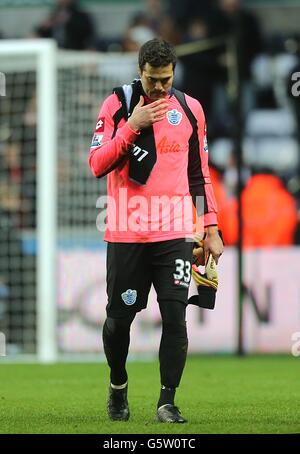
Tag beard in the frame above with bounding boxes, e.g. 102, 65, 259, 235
149, 91, 166, 99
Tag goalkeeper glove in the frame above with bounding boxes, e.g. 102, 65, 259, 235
189, 239, 219, 310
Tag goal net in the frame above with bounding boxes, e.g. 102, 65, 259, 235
0, 40, 138, 361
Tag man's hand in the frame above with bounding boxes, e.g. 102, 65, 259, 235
193, 233, 205, 266
204, 227, 224, 265
128, 96, 169, 131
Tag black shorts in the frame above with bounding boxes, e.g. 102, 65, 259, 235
106, 238, 194, 318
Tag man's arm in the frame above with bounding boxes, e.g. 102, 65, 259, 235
88, 93, 140, 178
89, 94, 168, 178
186, 96, 224, 263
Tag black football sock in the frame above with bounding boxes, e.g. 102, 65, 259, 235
157, 300, 188, 409
157, 385, 176, 408
159, 321, 188, 389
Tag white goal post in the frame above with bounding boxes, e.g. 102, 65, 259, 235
0, 40, 57, 362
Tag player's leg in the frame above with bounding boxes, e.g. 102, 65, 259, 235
151, 238, 193, 423
102, 314, 136, 387
102, 314, 135, 421
103, 241, 151, 421
158, 299, 188, 399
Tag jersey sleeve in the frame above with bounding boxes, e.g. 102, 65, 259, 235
186, 97, 218, 228
88, 93, 140, 178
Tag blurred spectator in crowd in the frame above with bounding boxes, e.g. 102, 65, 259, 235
0, 142, 33, 350
165, 0, 212, 35
122, 13, 155, 52
158, 15, 181, 46
144, 0, 164, 34
223, 151, 251, 198
179, 17, 220, 125
294, 201, 300, 245
228, 170, 298, 247
20, 93, 37, 229
3, 87, 38, 229
0, 207, 26, 350
287, 36, 300, 171
142, 0, 181, 45
34, 0, 96, 50
212, 0, 263, 134
286, 35, 300, 243
213, 0, 262, 81
209, 164, 238, 246
0, 142, 22, 222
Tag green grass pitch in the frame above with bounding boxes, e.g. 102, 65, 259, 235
0, 355, 300, 434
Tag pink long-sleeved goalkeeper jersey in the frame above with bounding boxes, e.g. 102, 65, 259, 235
89, 88, 218, 242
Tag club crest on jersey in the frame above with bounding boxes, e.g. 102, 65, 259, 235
204, 135, 209, 153
204, 124, 209, 152
95, 117, 105, 132
91, 134, 103, 147
121, 289, 137, 306
167, 109, 182, 125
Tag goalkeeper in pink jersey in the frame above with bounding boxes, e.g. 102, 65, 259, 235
89, 39, 223, 423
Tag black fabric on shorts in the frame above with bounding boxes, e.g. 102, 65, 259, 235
106, 238, 194, 318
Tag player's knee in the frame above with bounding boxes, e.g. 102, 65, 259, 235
104, 315, 135, 336
162, 321, 187, 339
160, 301, 188, 346
160, 300, 187, 327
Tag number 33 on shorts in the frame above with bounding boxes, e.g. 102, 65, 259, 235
173, 259, 191, 288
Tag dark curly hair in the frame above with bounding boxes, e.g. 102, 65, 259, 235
138, 39, 177, 71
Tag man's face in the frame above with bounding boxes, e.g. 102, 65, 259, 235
140, 63, 174, 100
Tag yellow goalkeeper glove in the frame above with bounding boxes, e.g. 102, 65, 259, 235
189, 239, 219, 309
192, 254, 218, 291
